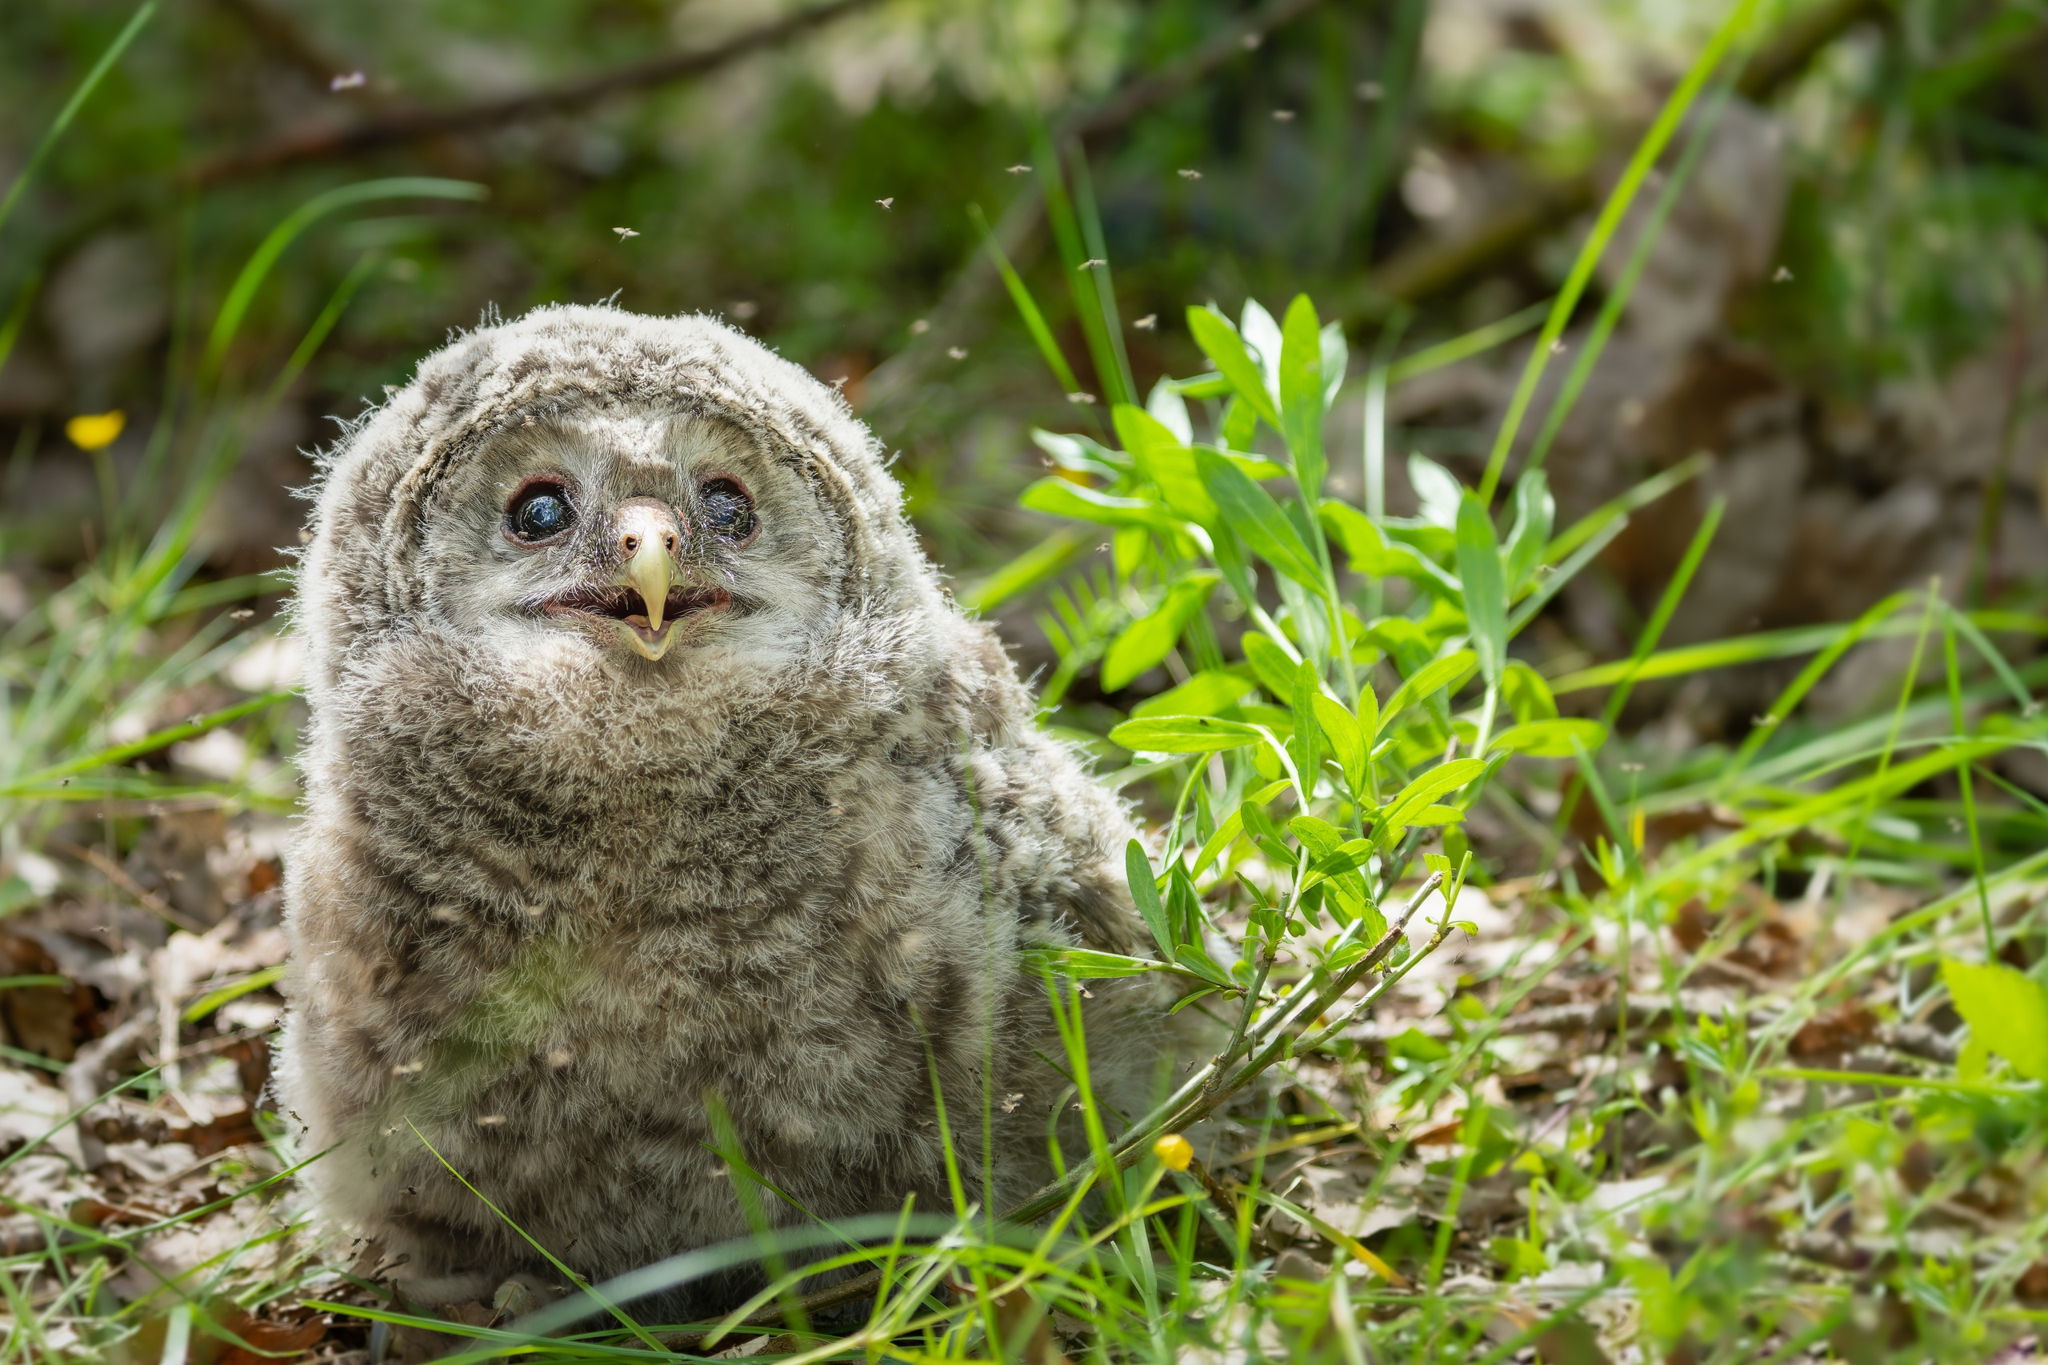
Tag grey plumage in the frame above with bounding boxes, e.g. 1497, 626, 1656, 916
275, 304, 1166, 1320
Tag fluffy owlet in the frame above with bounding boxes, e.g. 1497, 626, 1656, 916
275, 304, 1166, 1321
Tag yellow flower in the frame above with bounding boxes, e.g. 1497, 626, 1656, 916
66, 411, 126, 452
1152, 1133, 1193, 1171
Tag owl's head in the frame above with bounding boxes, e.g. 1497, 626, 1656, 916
421, 402, 838, 667
299, 305, 945, 692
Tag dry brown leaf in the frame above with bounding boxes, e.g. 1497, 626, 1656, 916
211, 1305, 330, 1365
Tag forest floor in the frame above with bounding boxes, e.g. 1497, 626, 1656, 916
3, 665, 2046, 1363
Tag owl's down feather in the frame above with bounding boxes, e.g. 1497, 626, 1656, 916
275, 304, 1173, 1320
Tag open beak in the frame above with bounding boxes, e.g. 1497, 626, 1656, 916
538, 498, 732, 659
613, 500, 682, 660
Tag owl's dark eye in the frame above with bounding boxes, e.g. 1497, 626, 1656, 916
508, 483, 574, 542
700, 477, 756, 543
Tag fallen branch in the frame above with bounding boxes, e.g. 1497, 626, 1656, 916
186, 0, 885, 186
210, 0, 363, 96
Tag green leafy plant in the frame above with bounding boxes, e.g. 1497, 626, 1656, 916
1007, 290, 1622, 1161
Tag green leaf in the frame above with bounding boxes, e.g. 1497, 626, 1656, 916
1131, 669, 1254, 720
1126, 840, 1173, 961
1132, 668, 1254, 719
1020, 477, 1173, 530
1139, 446, 1218, 526
1402, 804, 1467, 827
1489, 718, 1608, 757
1240, 298, 1284, 389
1021, 947, 1163, 980
976, 204, 1083, 396
1942, 958, 2048, 1083
1145, 379, 1194, 443
1220, 395, 1259, 451
1474, 0, 1767, 504
1112, 402, 1182, 466
5, 690, 292, 796
1354, 684, 1381, 756
1196, 448, 1326, 589
1407, 454, 1464, 529
1240, 632, 1299, 700
1110, 715, 1262, 754
1303, 838, 1376, 887
1501, 660, 1560, 723
1192, 807, 1245, 877
1385, 758, 1489, 824
1312, 694, 1366, 793
1289, 660, 1322, 796
1287, 815, 1348, 861
963, 531, 1083, 612
1455, 491, 1510, 685
1187, 305, 1282, 430
0, 0, 158, 243
1101, 574, 1220, 690
1171, 943, 1235, 987
182, 964, 286, 1023
1031, 427, 1125, 478
1279, 295, 1327, 499
1503, 472, 1555, 592
1241, 799, 1291, 862
1204, 445, 1290, 481
1377, 650, 1479, 739
206, 177, 489, 377
1322, 871, 1383, 937
1319, 320, 1349, 410
1320, 503, 1456, 590
1111, 525, 1148, 578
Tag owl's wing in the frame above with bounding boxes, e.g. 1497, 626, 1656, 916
976, 733, 1149, 960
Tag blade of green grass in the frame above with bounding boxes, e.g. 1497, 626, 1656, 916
1476, 0, 1765, 503
1384, 301, 1549, 387
0, 0, 158, 242
1, 690, 289, 797
1521, 76, 1736, 480
202, 177, 486, 380
970, 203, 1083, 396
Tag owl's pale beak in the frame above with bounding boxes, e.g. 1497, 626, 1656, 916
612, 501, 683, 660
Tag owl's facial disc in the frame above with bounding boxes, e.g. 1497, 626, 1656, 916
527, 495, 732, 661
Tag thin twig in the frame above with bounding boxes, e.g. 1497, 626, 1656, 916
47, 838, 209, 935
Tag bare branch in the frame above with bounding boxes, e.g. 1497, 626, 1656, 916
186, 0, 886, 186
210, 0, 362, 96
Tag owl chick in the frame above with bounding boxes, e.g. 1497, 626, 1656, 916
276, 304, 1166, 1321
